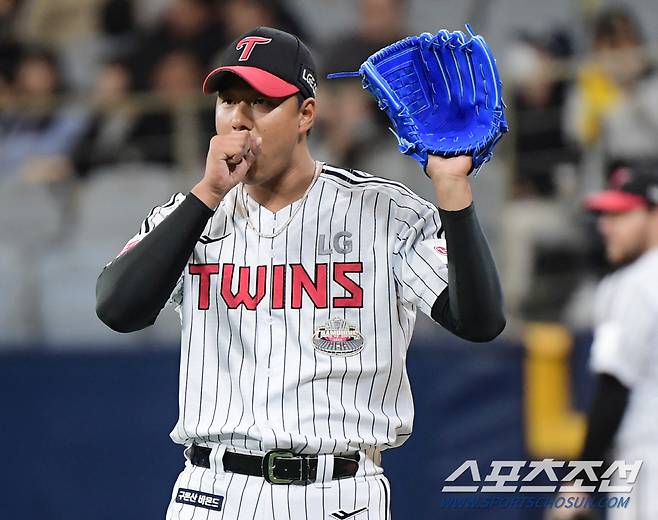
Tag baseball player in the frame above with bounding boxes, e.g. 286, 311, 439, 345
96, 27, 505, 519
553, 163, 658, 520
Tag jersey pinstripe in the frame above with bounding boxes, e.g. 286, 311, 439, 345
125, 164, 449, 458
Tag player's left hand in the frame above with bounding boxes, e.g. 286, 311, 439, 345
426, 155, 474, 211
426, 155, 473, 180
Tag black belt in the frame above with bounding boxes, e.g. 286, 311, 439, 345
190, 445, 359, 484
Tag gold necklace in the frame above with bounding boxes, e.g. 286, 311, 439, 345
238, 161, 323, 239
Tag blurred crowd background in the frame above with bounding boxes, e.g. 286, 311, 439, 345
3, 1, 658, 519
1, 0, 658, 349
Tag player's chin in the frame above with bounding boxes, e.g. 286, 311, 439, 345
242, 162, 265, 185
606, 245, 622, 265
607, 246, 638, 266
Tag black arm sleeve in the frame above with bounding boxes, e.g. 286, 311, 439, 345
96, 193, 214, 333
430, 203, 505, 342
580, 373, 630, 463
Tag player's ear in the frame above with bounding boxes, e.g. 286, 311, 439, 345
648, 204, 658, 234
298, 97, 316, 135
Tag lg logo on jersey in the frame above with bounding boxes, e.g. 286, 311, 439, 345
189, 262, 364, 310
318, 231, 352, 255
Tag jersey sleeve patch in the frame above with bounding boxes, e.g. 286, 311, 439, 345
420, 238, 448, 265
116, 238, 142, 258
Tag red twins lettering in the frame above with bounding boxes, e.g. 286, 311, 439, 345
189, 264, 220, 310
236, 36, 272, 61
189, 262, 364, 310
221, 264, 267, 310
332, 262, 363, 307
290, 263, 328, 309
271, 264, 286, 309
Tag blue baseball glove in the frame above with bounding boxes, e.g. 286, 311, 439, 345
327, 25, 508, 173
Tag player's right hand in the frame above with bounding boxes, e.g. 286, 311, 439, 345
192, 130, 262, 209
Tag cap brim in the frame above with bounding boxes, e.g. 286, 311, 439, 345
584, 190, 648, 213
202, 66, 299, 97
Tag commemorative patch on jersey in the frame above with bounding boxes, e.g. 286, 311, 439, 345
175, 488, 224, 511
313, 317, 364, 356
421, 238, 448, 265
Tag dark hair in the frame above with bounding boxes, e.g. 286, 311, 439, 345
100, 0, 135, 37
593, 6, 643, 47
0, 40, 22, 83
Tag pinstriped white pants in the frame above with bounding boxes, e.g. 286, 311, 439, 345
165, 447, 391, 520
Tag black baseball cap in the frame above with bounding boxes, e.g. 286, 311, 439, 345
585, 162, 658, 212
202, 27, 317, 99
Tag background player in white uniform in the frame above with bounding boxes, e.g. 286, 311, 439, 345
96, 27, 505, 519
555, 162, 658, 520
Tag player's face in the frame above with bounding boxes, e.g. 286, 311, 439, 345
215, 76, 306, 184
597, 208, 650, 265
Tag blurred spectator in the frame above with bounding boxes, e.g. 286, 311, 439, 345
507, 31, 574, 198
128, 0, 224, 91
128, 48, 214, 166
0, 47, 86, 182
98, 0, 137, 57
219, 0, 307, 42
557, 5, 658, 321
317, 0, 409, 178
100, 0, 134, 39
322, 0, 407, 74
0, 38, 20, 90
14, 0, 103, 49
564, 7, 658, 164
71, 59, 139, 176
500, 31, 585, 322
0, 1, 22, 88
0, 0, 20, 39
153, 49, 203, 97
13, 0, 108, 89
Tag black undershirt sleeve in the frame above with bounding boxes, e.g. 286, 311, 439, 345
96, 193, 214, 333
580, 373, 630, 463
430, 203, 506, 342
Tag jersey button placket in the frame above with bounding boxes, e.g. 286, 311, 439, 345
253, 209, 277, 449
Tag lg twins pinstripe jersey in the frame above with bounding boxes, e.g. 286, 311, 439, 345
590, 248, 658, 450
126, 164, 449, 457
